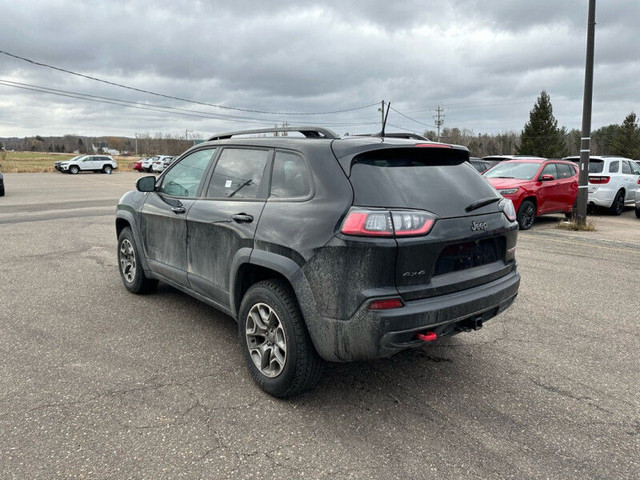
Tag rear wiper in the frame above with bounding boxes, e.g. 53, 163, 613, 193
465, 197, 501, 212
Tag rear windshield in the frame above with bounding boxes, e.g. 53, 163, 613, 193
589, 160, 604, 173
484, 162, 541, 180
349, 148, 499, 218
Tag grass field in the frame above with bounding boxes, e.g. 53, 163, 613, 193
0, 151, 140, 173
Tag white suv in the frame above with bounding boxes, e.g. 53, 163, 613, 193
564, 156, 640, 215
55, 155, 118, 175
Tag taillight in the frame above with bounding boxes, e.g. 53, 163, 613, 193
341, 210, 393, 237
589, 176, 610, 184
341, 209, 436, 237
637, 179, 640, 185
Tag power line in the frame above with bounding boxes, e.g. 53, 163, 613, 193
0, 80, 270, 124
388, 106, 436, 128
0, 49, 379, 116
0, 79, 383, 128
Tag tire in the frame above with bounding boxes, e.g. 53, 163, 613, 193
69, 165, 79, 174
103, 165, 113, 174
516, 200, 536, 230
609, 190, 625, 215
0, 184, 4, 197
635, 207, 640, 219
117, 227, 158, 294
238, 279, 323, 398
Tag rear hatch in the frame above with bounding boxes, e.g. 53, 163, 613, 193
344, 144, 517, 301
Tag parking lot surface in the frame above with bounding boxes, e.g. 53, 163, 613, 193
1, 172, 638, 479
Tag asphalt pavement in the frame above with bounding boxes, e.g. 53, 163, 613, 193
0, 172, 638, 479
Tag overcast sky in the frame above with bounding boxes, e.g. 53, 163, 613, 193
1, 0, 638, 139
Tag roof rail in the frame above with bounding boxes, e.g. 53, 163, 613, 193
207, 126, 339, 141
354, 132, 429, 141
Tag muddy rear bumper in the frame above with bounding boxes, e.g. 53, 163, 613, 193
304, 268, 520, 362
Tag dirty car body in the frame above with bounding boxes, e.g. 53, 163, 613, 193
116, 127, 520, 396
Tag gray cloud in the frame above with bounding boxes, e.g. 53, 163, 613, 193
0, 0, 638, 137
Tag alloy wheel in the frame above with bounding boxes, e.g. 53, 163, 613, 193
245, 302, 287, 378
119, 239, 136, 283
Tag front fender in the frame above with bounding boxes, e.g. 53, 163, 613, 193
116, 201, 152, 275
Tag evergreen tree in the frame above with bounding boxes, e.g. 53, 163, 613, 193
611, 112, 640, 159
517, 91, 568, 158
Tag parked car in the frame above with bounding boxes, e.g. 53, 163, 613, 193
55, 155, 118, 174
484, 158, 578, 230
469, 157, 492, 173
141, 156, 157, 172
0, 163, 4, 197
636, 189, 640, 218
132, 159, 144, 171
161, 156, 175, 170
151, 155, 174, 173
116, 126, 520, 397
563, 156, 640, 215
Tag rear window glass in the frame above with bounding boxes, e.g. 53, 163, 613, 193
589, 160, 604, 173
349, 148, 498, 217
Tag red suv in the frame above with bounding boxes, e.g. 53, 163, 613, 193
484, 158, 578, 230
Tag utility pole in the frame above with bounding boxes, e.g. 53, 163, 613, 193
576, 0, 596, 226
134, 133, 138, 156
434, 105, 445, 142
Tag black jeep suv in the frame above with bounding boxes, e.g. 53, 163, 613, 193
116, 127, 520, 397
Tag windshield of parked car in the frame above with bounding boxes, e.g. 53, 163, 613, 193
67, 155, 85, 162
484, 162, 541, 180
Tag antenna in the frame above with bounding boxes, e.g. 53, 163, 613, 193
381, 101, 391, 137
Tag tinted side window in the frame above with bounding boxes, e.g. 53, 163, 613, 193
159, 149, 215, 198
556, 163, 574, 179
206, 148, 269, 199
540, 163, 558, 179
270, 151, 311, 199
609, 161, 619, 173
621, 161, 632, 174
631, 161, 640, 175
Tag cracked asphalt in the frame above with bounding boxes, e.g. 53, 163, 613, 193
1, 172, 638, 479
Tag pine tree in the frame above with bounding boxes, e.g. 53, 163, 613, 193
611, 112, 640, 159
517, 91, 568, 158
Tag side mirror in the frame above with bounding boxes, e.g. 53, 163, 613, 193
136, 175, 156, 192
541, 174, 555, 181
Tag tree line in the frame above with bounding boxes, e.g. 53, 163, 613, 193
425, 90, 640, 159
0, 133, 195, 157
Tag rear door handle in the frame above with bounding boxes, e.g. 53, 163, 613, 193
171, 205, 186, 214
231, 213, 254, 223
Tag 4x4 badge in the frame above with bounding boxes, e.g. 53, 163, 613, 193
471, 221, 488, 232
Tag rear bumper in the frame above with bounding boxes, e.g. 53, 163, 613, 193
306, 268, 520, 362
587, 185, 616, 207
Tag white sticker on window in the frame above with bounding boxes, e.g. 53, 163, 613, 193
225, 180, 232, 188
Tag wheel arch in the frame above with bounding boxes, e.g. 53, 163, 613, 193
230, 249, 302, 320
115, 210, 152, 273
522, 195, 538, 214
